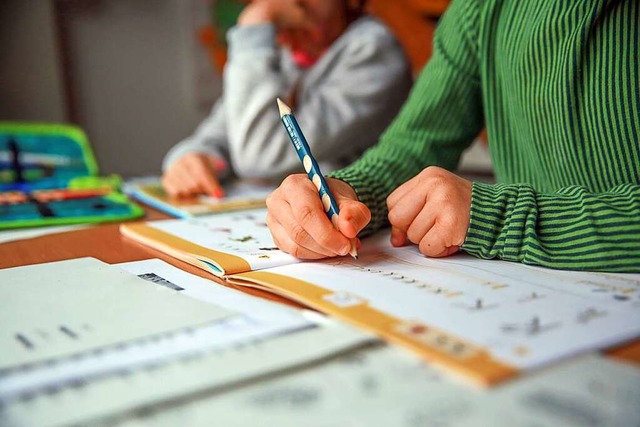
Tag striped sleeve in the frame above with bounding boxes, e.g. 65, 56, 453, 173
463, 183, 640, 272
329, 0, 483, 233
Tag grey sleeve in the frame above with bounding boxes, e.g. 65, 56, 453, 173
223, 21, 412, 179
161, 99, 229, 173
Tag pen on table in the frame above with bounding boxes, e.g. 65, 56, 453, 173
276, 97, 358, 260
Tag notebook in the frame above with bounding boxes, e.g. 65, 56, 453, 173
123, 178, 275, 218
120, 208, 640, 386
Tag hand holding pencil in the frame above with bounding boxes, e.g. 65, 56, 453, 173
266, 98, 371, 260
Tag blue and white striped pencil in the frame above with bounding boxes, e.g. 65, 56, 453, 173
276, 98, 358, 259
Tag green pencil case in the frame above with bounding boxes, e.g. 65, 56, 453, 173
0, 122, 143, 229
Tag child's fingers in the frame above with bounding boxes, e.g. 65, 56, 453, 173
336, 200, 370, 238
391, 226, 408, 247
199, 174, 224, 199
266, 211, 335, 259
188, 156, 224, 198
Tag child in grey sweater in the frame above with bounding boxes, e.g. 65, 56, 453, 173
162, 0, 411, 198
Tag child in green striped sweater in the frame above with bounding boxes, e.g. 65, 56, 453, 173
266, 0, 640, 272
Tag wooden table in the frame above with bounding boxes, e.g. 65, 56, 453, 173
0, 207, 171, 268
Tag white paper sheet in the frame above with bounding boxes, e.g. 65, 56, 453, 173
0, 259, 371, 423
0, 224, 91, 245
0, 258, 233, 371
64, 348, 640, 427
0, 315, 371, 427
0, 259, 315, 401
118, 258, 308, 328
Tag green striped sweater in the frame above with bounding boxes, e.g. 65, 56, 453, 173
330, 0, 640, 272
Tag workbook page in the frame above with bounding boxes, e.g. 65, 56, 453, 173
113, 350, 639, 427
233, 232, 640, 370
148, 208, 299, 272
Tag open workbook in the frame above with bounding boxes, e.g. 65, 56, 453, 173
121, 208, 640, 386
123, 178, 274, 218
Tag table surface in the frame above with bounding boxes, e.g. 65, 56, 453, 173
1, 204, 639, 366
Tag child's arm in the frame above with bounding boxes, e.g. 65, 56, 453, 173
223, 18, 411, 179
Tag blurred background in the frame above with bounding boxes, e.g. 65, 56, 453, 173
1, 0, 492, 180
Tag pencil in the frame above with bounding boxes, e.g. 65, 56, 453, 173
276, 98, 358, 259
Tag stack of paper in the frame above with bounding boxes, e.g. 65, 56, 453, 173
0, 258, 371, 426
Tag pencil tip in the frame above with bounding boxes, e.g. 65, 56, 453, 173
276, 97, 292, 117
348, 239, 358, 260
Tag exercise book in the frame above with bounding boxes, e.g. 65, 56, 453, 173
121, 208, 640, 385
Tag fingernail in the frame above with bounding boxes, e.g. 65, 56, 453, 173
213, 158, 228, 171
340, 245, 351, 256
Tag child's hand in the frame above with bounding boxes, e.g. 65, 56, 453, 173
161, 153, 226, 199
386, 167, 472, 258
266, 175, 371, 259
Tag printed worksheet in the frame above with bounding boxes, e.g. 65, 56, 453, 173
0, 315, 370, 427
229, 232, 640, 384
54, 347, 640, 427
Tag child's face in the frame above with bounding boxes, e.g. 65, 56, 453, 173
277, 0, 348, 67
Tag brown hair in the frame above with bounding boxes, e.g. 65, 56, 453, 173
345, 0, 367, 24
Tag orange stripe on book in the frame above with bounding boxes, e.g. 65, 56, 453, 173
121, 223, 251, 276
229, 271, 518, 387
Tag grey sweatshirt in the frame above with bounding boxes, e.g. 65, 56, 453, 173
163, 16, 412, 181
